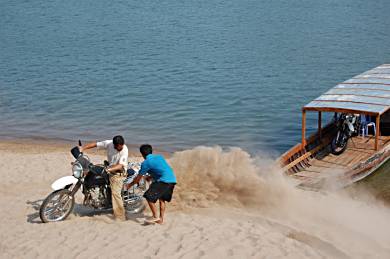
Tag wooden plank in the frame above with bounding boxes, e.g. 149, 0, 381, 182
302, 110, 306, 147
331, 87, 390, 95
311, 99, 388, 107
309, 160, 347, 169
343, 82, 390, 86
278, 143, 302, 165
283, 141, 328, 171
348, 146, 376, 154
303, 106, 379, 116
376, 115, 380, 151
294, 170, 323, 178
345, 152, 364, 167
303, 165, 332, 173
307, 136, 381, 170
347, 152, 372, 167
336, 87, 390, 93
382, 137, 390, 146
333, 154, 354, 166
336, 85, 390, 91
325, 148, 357, 166
316, 95, 390, 106
323, 93, 390, 100
304, 169, 322, 174
355, 76, 390, 80
320, 159, 353, 168
318, 112, 322, 141
279, 122, 336, 165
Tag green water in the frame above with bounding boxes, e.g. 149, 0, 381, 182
354, 159, 390, 205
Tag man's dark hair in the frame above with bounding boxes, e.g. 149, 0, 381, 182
113, 135, 125, 146
140, 144, 153, 157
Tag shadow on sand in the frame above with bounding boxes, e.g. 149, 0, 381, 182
73, 204, 148, 224
26, 200, 147, 224
26, 199, 44, 224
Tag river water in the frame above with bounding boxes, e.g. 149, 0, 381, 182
1, 0, 390, 154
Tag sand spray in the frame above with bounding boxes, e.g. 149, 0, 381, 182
168, 146, 390, 256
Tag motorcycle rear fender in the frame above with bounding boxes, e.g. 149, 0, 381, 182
51, 176, 79, 191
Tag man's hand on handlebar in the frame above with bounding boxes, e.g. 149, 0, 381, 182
106, 163, 124, 174
125, 174, 143, 190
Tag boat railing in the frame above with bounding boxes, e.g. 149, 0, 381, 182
278, 122, 336, 174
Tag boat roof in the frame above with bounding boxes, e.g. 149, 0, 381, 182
303, 64, 390, 115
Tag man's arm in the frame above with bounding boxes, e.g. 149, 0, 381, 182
125, 160, 150, 189
107, 163, 124, 173
79, 142, 97, 152
125, 174, 143, 189
107, 147, 128, 173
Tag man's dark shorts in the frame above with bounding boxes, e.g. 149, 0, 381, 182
143, 182, 176, 203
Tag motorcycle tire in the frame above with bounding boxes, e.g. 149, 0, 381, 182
125, 198, 146, 214
39, 189, 75, 223
331, 134, 349, 155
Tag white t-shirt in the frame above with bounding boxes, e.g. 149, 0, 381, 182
97, 140, 128, 170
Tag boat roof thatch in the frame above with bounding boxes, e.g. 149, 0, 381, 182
303, 64, 390, 115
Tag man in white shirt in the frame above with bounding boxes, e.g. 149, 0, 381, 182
79, 135, 128, 221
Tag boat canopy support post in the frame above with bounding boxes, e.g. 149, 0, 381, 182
318, 111, 322, 141
302, 109, 306, 148
375, 114, 381, 151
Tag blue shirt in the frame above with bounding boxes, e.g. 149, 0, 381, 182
139, 154, 177, 183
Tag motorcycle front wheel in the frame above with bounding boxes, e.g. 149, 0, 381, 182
39, 189, 75, 223
331, 131, 349, 155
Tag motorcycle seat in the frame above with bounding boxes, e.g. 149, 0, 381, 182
127, 168, 137, 177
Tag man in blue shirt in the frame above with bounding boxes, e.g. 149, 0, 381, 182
126, 144, 176, 224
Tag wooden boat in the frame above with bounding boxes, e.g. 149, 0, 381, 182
279, 64, 390, 190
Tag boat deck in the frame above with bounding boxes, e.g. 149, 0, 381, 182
279, 65, 390, 189
291, 135, 390, 182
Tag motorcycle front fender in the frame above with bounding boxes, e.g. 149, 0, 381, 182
51, 176, 79, 191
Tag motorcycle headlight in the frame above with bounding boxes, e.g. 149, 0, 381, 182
72, 162, 83, 178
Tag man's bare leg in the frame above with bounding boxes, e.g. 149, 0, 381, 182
147, 201, 159, 219
158, 199, 166, 224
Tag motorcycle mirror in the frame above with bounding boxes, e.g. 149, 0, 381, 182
70, 146, 81, 159
78, 140, 82, 146
104, 160, 110, 167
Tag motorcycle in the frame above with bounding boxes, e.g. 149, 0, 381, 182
331, 113, 359, 155
39, 143, 147, 223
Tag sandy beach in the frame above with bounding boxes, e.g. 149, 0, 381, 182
1, 141, 390, 259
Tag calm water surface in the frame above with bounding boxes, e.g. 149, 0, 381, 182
1, 0, 390, 154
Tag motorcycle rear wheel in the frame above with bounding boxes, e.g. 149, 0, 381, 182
124, 194, 145, 214
40, 189, 75, 223
122, 185, 146, 214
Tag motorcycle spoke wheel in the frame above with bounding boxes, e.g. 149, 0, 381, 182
40, 189, 75, 223
122, 186, 146, 214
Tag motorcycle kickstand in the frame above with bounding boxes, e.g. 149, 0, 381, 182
350, 136, 356, 147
